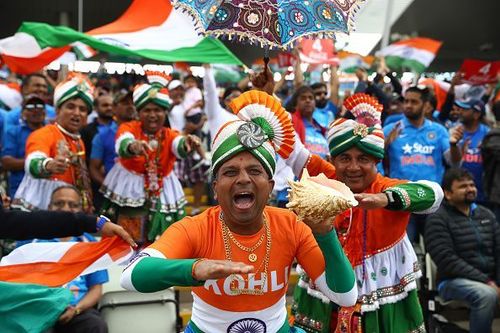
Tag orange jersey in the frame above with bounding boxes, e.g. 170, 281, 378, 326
25, 124, 85, 185
149, 205, 327, 312
116, 120, 180, 176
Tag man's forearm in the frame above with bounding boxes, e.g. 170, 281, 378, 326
1, 156, 25, 171
122, 256, 204, 293
0, 208, 97, 240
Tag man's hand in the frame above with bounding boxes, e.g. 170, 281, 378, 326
45, 156, 70, 174
128, 140, 151, 155
101, 222, 137, 248
486, 281, 500, 299
250, 64, 274, 96
385, 122, 402, 147
450, 71, 463, 87
184, 135, 202, 154
1, 191, 11, 210
449, 125, 464, 145
192, 259, 254, 281
354, 193, 389, 210
58, 306, 76, 324
377, 56, 390, 76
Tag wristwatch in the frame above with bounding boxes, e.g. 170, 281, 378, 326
74, 307, 81, 315
96, 215, 110, 231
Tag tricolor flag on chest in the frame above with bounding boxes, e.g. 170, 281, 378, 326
378, 37, 443, 73
0, 236, 133, 287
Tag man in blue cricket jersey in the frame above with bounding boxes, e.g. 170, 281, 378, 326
310, 65, 339, 128
3, 74, 55, 134
384, 86, 463, 241
453, 99, 490, 204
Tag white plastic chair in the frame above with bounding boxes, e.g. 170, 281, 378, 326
99, 288, 180, 333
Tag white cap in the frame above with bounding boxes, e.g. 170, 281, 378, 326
167, 80, 183, 90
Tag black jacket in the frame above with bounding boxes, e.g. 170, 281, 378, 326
425, 202, 500, 285
80, 121, 100, 164
0, 207, 97, 240
482, 128, 500, 205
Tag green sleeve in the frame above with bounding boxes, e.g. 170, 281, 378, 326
315, 230, 355, 293
176, 137, 188, 158
29, 157, 50, 178
118, 137, 135, 158
131, 257, 205, 293
383, 180, 442, 212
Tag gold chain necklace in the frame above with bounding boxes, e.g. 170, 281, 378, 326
220, 213, 266, 262
219, 212, 272, 295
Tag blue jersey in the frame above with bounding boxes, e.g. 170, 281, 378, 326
91, 121, 117, 175
304, 119, 329, 160
1, 122, 37, 196
460, 124, 489, 202
3, 105, 55, 134
384, 118, 450, 183
313, 101, 337, 128
383, 113, 404, 127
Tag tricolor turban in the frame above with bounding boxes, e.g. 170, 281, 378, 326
133, 71, 172, 110
211, 90, 295, 177
328, 93, 385, 159
53, 74, 94, 112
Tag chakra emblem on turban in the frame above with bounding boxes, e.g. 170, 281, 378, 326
148, 88, 158, 98
237, 122, 267, 149
77, 82, 88, 92
353, 123, 369, 138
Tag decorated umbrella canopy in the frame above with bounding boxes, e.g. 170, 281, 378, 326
174, 0, 365, 50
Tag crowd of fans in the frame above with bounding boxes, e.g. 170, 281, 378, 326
0, 55, 499, 332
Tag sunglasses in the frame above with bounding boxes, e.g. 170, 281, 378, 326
24, 104, 45, 110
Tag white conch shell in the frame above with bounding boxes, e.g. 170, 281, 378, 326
286, 169, 358, 224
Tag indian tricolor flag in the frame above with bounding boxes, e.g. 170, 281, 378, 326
378, 37, 443, 73
0, 0, 241, 74
0, 236, 132, 287
338, 51, 374, 73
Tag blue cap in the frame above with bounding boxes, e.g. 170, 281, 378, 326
454, 99, 485, 114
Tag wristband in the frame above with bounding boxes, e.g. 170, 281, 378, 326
41, 158, 53, 174
96, 215, 110, 231
192, 258, 206, 281
74, 307, 81, 316
384, 191, 400, 210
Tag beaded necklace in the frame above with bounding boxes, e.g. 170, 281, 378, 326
144, 128, 165, 206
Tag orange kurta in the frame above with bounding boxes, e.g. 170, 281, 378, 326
116, 120, 180, 176
25, 124, 85, 185
307, 154, 409, 266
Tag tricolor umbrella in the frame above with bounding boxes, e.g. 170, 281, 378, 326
174, 0, 365, 51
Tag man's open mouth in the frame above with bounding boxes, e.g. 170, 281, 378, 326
232, 192, 255, 210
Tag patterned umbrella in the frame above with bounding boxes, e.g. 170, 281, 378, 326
174, 0, 365, 50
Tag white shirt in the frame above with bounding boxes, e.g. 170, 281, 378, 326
168, 104, 186, 132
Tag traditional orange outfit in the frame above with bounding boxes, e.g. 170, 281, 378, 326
13, 123, 92, 212
101, 120, 187, 242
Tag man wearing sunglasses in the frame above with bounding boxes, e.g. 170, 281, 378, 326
1, 94, 46, 197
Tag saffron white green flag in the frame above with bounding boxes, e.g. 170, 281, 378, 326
338, 51, 374, 73
0, 0, 242, 74
378, 37, 442, 73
